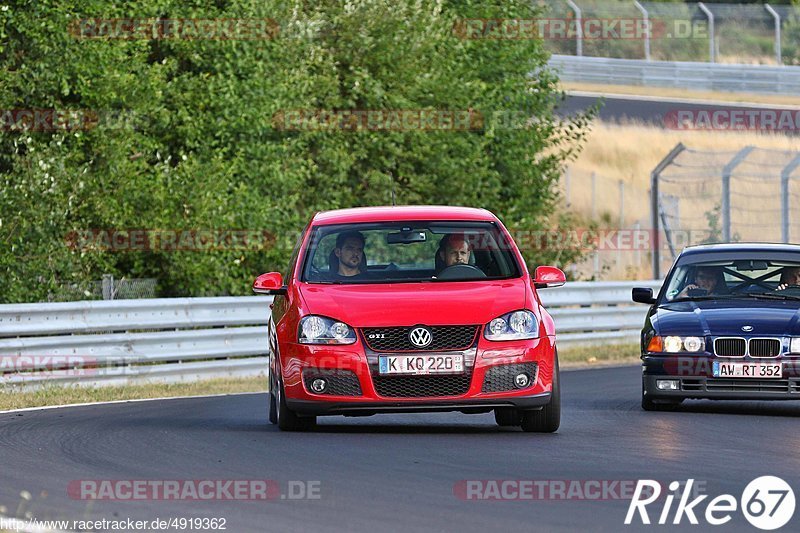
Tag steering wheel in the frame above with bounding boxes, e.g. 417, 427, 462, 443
436, 264, 487, 280
777, 284, 800, 291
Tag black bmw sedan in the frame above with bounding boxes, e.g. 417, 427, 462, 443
632, 243, 800, 410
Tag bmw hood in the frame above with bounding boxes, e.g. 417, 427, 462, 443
653, 299, 800, 337
298, 279, 529, 327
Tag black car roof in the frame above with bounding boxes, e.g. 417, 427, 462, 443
681, 243, 800, 256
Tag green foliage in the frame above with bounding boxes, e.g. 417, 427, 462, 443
0, 0, 592, 302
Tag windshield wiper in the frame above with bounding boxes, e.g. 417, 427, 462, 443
743, 292, 800, 301
669, 295, 738, 302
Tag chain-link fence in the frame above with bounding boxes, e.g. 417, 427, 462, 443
653, 144, 800, 277
541, 0, 800, 65
560, 167, 653, 280
47, 276, 158, 302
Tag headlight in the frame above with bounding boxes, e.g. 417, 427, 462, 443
484, 310, 539, 341
298, 315, 356, 344
647, 335, 705, 353
790, 337, 800, 354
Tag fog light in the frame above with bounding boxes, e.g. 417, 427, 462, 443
656, 379, 679, 391
310, 378, 327, 393
513, 373, 531, 389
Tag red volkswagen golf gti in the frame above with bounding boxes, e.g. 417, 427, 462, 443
253, 206, 566, 432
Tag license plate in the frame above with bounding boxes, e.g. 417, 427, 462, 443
712, 361, 782, 378
379, 354, 464, 375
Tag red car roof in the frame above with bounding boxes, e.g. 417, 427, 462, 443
311, 205, 498, 225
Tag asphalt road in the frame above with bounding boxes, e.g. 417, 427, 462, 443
559, 94, 800, 133
1, 365, 799, 532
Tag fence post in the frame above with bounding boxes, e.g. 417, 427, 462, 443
721, 146, 755, 242
650, 143, 685, 279
781, 154, 800, 242
633, 1, 650, 61
698, 3, 715, 63
566, 0, 583, 57
102, 274, 114, 301
764, 4, 782, 65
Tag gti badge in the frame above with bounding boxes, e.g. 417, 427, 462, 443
741, 325, 754, 332
409, 326, 433, 348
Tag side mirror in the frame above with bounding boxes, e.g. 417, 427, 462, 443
253, 272, 288, 295
533, 266, 566, 289
632, 287, 656, 304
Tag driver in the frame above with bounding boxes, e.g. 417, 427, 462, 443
332, 231, 369, 278
776, 266, 800, 291
437, 234, 472, 271
676, 266, 722, 298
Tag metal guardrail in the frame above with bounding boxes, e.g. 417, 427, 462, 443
549, 54, 800, 95
540, 280, 661, 346
0, 281, 662, 388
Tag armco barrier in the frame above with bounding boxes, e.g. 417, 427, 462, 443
548, 55, 800, 95
0, 281, 661, 388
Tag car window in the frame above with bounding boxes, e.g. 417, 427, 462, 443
664, 259, 800, 300
300, 221, 521, 283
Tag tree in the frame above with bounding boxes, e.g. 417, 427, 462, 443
0, 0, 591, 302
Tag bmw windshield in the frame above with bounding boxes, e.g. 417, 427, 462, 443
300, 222, 522, 283
664, 257, 800, 302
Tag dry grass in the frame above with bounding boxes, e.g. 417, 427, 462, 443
558, 343, 640, 367
562, 81, 800, 107
0, 376, 267, 411
559, 121, 799, 279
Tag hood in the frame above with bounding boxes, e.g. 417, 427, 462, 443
298, 279, 528, 327
653, 299, 800, 337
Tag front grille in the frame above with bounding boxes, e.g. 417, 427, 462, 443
714, 337, 746, 357
303, 369, 362, 396
681, 378, 797, 393
482, 363, 538, 393
372, 374, 472, 397
362, 325, 479, 352
749, 339, 782, 357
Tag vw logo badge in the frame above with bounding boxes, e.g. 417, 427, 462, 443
741, 325, 754, 332
409, 326, 433, 348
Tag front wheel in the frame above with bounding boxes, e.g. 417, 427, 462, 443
642, 395, 683, 411
642, 381, 683, 411
276, 378, 315, 431
494, 407, 521, 427
520, 355, 560, 433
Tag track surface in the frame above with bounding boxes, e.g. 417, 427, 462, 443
560, 94, 800, 132
1, 365, 799, 532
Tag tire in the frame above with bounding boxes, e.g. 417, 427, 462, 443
276, 378, 315, 431
641, 381, 683, 411
494, 407, 521, 427
268, 390, 277, 424
642, 395, 683, 411
520, 354, 561, 433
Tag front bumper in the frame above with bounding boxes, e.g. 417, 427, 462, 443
643, 355, 800, 400
288, 393, 552, 416
280, 335, 557, 415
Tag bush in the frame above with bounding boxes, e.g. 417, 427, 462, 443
0, 0, 592, 302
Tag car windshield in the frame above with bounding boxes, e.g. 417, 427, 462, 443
300, 221, 521, 283
664, 258, 800, 301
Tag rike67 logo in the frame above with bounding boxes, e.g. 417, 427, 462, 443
626, 477, 795, 530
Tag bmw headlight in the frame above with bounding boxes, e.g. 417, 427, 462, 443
790, 337, 800, 354
484, 310, 539, 341
647, 335, 705, 353
299, 315, 356, 344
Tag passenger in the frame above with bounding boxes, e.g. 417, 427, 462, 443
676, 266, 723, 298
776, 266, 800, 291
